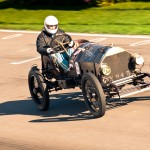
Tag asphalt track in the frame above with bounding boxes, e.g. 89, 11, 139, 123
0, 30, 150, 150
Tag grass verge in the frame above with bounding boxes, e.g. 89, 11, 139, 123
0, 1, 150, 35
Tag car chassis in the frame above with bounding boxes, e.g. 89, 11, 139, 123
28, 34, 150, 118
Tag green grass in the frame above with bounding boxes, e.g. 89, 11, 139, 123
0, 1, 150, 34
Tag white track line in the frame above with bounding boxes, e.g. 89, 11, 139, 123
130, 40, 150, 46
0, 29, 39, 34
68, 33, 150, 39
90, 38, 107, 42
1, 34, 23, 39
18, 48, 31, 52
10, 56, 40, 65
0, 29, 150, 39
115, 86, 150, 98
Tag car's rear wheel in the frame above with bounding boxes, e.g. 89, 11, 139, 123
28, 67, 49, 111
81, 73, 106, 118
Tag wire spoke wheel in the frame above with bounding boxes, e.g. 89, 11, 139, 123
28, 67, 49, 111
81, 73, 106, 118
85, 80, 100, 112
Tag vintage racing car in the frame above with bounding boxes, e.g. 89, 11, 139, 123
28, 34, 150, 118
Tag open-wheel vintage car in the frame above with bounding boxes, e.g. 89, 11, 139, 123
28, 33, 150, 118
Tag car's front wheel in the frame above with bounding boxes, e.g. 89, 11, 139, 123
28, 67, 49, 111
81, 73, 106, 118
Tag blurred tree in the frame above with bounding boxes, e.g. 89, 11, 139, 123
5, 0, 149, 6
6, 0, 86, 5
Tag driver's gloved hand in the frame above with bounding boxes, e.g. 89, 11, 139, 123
68, 40, 75, 47
47, 48, 54, 54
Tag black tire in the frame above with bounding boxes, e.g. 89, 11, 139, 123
28, 67, 49, 111
81, 73, 106, 118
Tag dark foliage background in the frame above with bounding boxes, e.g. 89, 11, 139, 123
5, 0, 150, 6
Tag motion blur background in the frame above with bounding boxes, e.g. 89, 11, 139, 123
0, 0, 150, 34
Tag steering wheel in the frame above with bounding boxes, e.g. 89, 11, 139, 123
50, 33, 72, 53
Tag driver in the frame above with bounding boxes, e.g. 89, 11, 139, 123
36, 15, 75, 77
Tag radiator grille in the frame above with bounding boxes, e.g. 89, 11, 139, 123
102, 51, 133, 81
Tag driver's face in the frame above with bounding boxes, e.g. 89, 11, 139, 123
46, 25, 57, 30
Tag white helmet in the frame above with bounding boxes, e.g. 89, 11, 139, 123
44, 16, 58, 34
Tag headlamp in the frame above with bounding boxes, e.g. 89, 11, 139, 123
101, 63, 111, 76
134, 54, 144, 65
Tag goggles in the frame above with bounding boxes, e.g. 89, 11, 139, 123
46, 25, 57, 29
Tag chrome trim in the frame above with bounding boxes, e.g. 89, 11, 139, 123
112, 75, 135, 84
114, 86, 150, 98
